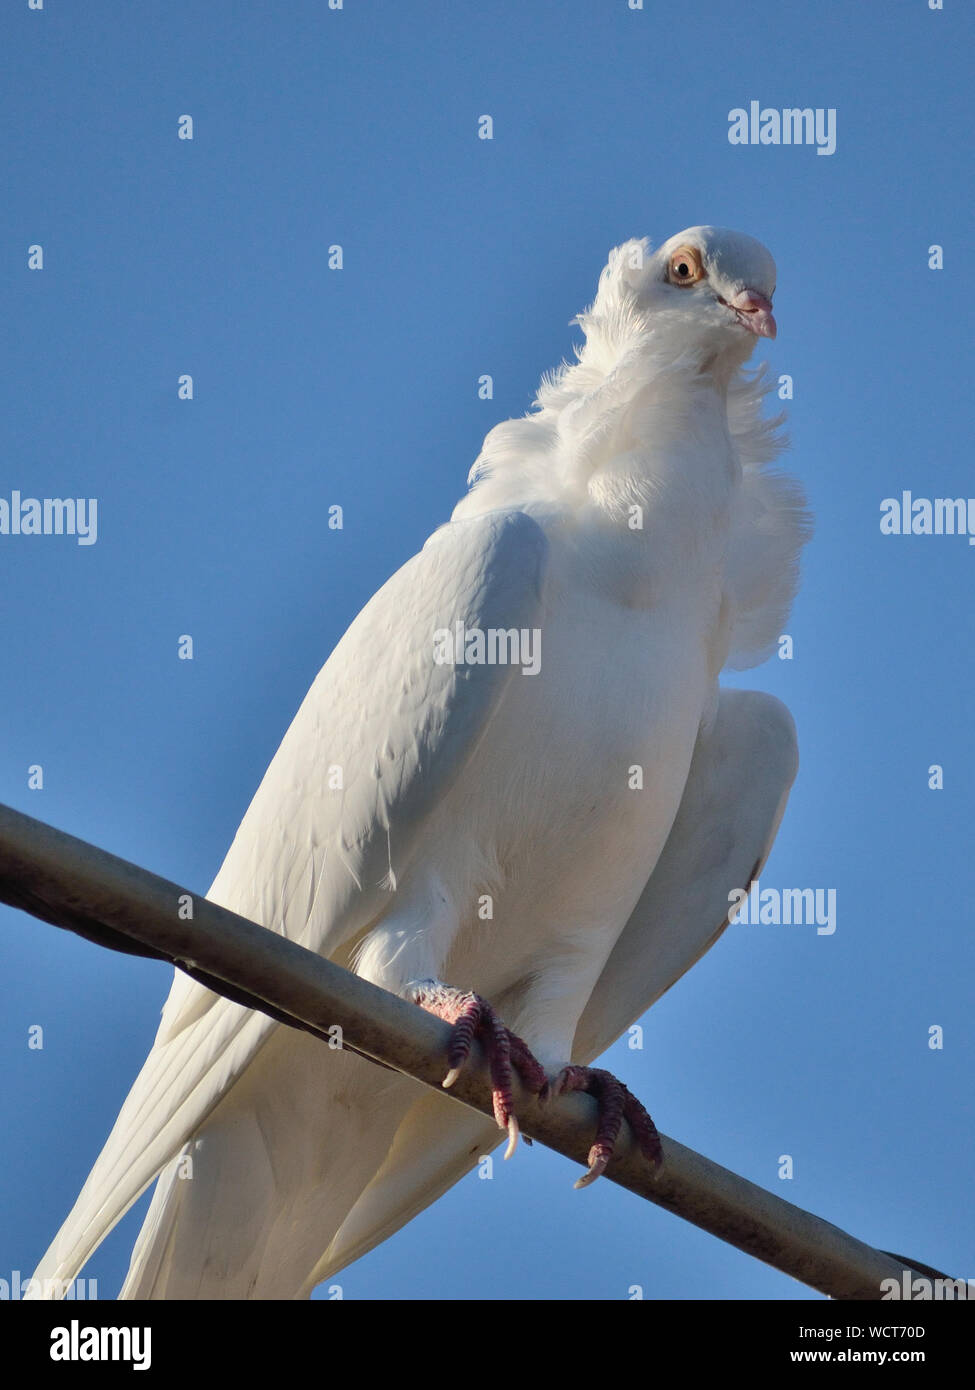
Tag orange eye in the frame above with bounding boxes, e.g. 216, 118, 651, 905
667, 246, 706, 287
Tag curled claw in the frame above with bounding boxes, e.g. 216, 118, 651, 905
554, 1065, 661, 1189
413, 984, 548, 1154
574, 1147, 612, 1190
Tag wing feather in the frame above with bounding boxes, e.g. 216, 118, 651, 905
28, 510, 548, 1296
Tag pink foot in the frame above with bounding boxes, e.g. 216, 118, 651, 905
554, 1065, 663, 1188
411, 984, 549, 1158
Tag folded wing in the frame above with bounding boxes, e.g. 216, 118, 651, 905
27, 510, 549, 1297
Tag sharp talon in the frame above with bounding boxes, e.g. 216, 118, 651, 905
574, 1152, 609, 1189
416, 985, 548, 1161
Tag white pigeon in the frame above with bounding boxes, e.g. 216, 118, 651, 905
29, 226, 809, 1299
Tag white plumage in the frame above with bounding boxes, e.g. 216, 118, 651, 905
29, 226, 809, 1299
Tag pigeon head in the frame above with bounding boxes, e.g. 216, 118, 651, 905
643, 225, 777, 350
587, 226, 778, 371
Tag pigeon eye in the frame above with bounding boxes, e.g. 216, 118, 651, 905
667, 246, 705, 287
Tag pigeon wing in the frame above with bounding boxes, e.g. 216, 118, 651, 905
27, 508, 548, 1296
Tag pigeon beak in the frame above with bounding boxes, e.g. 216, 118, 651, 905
727, 289, 777, 339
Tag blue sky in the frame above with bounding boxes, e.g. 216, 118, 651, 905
2, 1, 972, 1300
